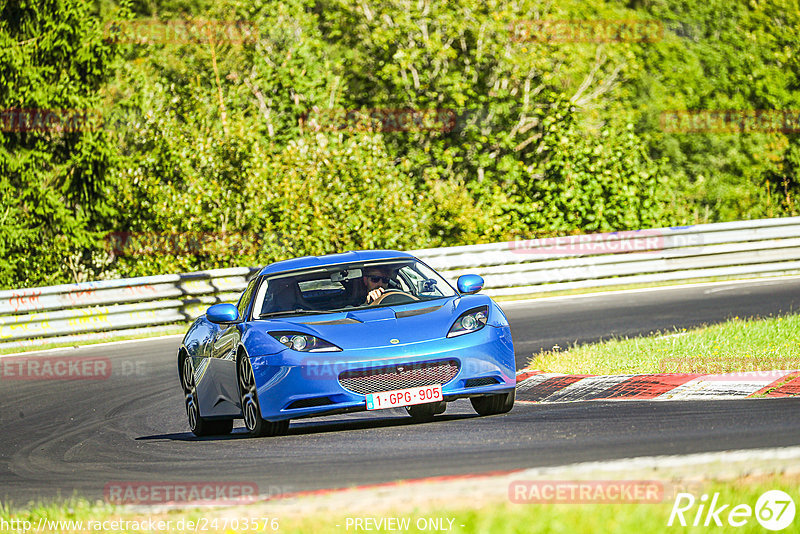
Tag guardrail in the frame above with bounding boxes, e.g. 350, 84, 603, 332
0, 268, 258, 349
418, 217, 800, 296
2, 217, 799, 349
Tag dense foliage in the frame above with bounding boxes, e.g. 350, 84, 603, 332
0, 0, 117, 286
1, 0, 797, 288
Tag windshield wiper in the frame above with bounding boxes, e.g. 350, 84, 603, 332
261, 308, 342, 318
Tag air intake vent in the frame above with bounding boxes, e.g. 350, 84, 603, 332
465, 377, 499, 388
286, 397, 335, 409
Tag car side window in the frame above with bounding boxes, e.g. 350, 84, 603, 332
237, 277, 258, 319
394, 269, 415, 293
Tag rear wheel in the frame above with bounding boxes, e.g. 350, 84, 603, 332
237, 354, 290, 437
470, 389, 515, 416
406, 401, 446, 422
181, 356, 233, 436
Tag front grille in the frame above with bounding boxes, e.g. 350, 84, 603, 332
338, 359, 460, 395
465, 377, 499, 388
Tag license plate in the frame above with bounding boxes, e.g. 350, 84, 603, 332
365, 384, 443, 410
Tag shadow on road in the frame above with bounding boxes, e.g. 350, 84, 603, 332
136, 413, 478, 441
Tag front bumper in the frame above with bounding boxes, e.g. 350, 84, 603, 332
250, 324, 515, 421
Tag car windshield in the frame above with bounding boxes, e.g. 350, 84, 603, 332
252, 259, 457, 318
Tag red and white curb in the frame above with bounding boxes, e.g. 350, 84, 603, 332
514, 369, 800, 402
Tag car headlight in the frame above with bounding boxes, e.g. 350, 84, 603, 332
269, 332, 342, 352
447, 306, 489, 337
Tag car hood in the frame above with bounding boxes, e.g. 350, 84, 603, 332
258, 296, 486, 350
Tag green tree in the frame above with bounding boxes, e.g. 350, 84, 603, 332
0, 0, 118, 288
629, 0, 800, 220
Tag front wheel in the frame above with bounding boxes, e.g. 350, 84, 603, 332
181, 355, 233, 436
237, 354, 290, 437
470, 389, 515, 416
406, 401, 446, 422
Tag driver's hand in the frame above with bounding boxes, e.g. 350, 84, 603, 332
366, 287, 385, 303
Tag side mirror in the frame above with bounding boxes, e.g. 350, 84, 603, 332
207, 303, 239, 324
457, 274, 484, 295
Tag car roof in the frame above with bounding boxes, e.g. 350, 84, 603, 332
258, 250, 416, 276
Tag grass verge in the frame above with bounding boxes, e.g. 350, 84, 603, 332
527, 314, 800, 375
1, 475, 797, 533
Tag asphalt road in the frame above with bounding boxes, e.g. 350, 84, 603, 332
2, 277, 800, 504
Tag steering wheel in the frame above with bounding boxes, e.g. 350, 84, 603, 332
369, 289, 420, 306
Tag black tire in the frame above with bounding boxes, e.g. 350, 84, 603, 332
406, 401, 446, 422
202, 419, 234, 435
470, 389, 515, 416
237, 354, 290, 437
181, 355, 233, 437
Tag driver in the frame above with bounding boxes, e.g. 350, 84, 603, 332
362, 266, 393, 304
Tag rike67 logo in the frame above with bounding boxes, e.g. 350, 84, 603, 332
669, 490, 796, 531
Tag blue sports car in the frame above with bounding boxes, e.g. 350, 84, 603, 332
178, 250, 516, 437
